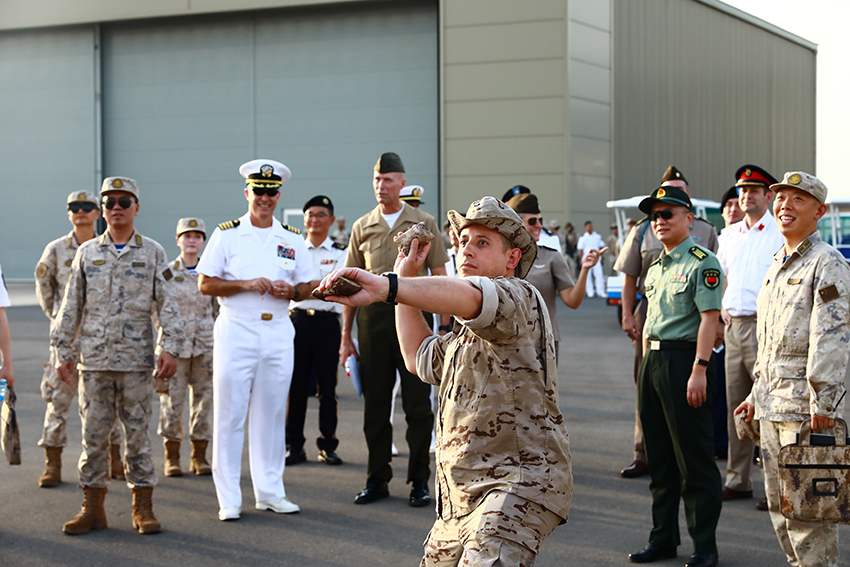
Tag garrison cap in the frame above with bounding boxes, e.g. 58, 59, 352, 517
639, 185, 693, 214
176, 217, 206, 236
239, 159, 291, 189
400, 185, 425, 204
501, 184, 530, 203
505, 193, 540, 215
67, 190, 98, 206
660, 165, 688, 186
720, 186, 740, 210
303, 195, 334, 214
770, 171, 828, 204
374, 152, 405, 173
101, 177, 139, 200
735, 164, 778, 189
447, 196, 537, 279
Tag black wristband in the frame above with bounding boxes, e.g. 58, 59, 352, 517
438, 324, 451, 332
695, 357, 710, 367
382, 272, 398, 304
292, 286, 300, 300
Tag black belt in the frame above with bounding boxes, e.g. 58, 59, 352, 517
290, 308, 339, 318
648, 340, 696, 351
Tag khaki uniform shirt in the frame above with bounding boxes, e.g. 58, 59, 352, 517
35, 231, 82, 322
643, 237, 723, 341
748, 232, 850, 421
524, 245, 575, 342
416, 276, 572, 522
615, 217, 718, 295
345, 203, 449, 275
52, 231, 184, 371
155, 257, 217, 358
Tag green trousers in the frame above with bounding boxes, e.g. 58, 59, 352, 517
638, 348, 722, 553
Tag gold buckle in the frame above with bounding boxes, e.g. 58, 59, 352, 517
650, 340, 660, 351
261, 313, 273, 321
307, 309, 316, 316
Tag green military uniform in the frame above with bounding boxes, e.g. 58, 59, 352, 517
639, 236, 723, 554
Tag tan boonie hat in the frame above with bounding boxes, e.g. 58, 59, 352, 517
176, 217, 206, 236
447, 196, 537, 279
101, 176, 140, 200
770, 171, 828, 204
67, 190, 98, 206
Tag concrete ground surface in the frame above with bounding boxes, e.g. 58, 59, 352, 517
1, 282, 847, 566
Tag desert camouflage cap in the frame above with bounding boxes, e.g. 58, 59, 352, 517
176, 217, 206, 236
770, 171, 828, 203
447, 196, 537, 278
101, 177, 140, 199
67, 190, 98, 206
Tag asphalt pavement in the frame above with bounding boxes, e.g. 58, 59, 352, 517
1, 282, 847, 566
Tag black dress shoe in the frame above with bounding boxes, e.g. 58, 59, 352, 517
756, 497, 768, 511
354, 482, 389, 505
409, 480, 430, 507
621, 459, 649, 478
628, 543, 677, 563
318, 449, 343, 465
285, 449, 307, 466
685, 552, 718, 567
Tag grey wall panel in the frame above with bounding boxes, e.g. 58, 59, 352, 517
0, 26, 96, 279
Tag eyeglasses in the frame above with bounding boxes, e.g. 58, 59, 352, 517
103, 196, 134, 210
526, 217, 543, 226
252, 187, 280, 197
304, 211, 329, 219
650, 209, 675, 222
68, 202, 96, 213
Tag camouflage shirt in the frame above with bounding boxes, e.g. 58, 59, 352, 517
52, 231, 184, 371
154, 256, 217, 358
749, 231, 850, 421
416, 276, 572, 522
35, 231, 82, 322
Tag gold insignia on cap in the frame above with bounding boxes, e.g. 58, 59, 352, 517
789, 173, 802, 185
657, 188, 667, 198
112, 178, 123, 188
322, 198, 329, 205
77, 192, 87, 200
675, 172, 681, 178
260, 164, 274, 178
745, 168, 752, 177
413, 188, 421, 197
189, 220, 198, 227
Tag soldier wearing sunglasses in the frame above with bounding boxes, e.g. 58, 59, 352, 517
34, 191, 125, 489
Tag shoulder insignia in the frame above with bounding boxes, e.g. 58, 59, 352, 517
797, 239, 812, 255
819, 284, 840, 303
99, 234, 107, 245
636, 216, 649, 226
218, 219, 241, 231
703, 268, 720, 289
689, 246, 707, 261
36, 263, 48, 278
173, 260, 179, 269
135, 234, 142, 246
280, 222, 301, 235
64, 260, 72, 266
332, 242, 347, 251
162, 268, 173, 281
66, 236, 73, 247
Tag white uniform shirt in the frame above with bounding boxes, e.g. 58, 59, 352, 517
290, 236, 346, 314
718, 210, 784, 317
0, 264, 10, 308
197, 212, 318, 312
577, 231, 605, 260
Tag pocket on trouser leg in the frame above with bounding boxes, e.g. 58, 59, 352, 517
41, 364, 54, 403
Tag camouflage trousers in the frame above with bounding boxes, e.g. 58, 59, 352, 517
38, 349, 121, 448
78, 370, 157, 488
761, 420, 839, 567
158, 355, 213, 442
421, 491, 562, 567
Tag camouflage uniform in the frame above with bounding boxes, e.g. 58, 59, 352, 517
747, 231, 850, 567
416, 276, 572, 564
155, 257, 216, 442
35, 232, 122, 448
52, 231, 183, 488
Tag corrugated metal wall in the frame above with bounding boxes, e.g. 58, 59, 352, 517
613, 0, 816, 203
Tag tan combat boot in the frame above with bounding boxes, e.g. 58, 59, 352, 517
63, 486, 108, 535
110, 444, 125, 480
39, 446, 63, 488
189, 439, 212, 475
131, 486, 162, 534
164, 440, 182, 477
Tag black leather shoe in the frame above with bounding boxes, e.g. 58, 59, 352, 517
628, 543, 677, 563
409, 480, 430, 507
354, 482, 389, 505
318, 449, 343, 465
685, 552, 718, 567
285, 449, 307, 466
621, 459, 649, 478
756, 497, 768, 511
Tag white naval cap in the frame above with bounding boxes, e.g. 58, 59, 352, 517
400, 184, 425, 204
239, 159, 291, 188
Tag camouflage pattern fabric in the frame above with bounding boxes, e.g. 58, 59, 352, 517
158, 355, 213, 442
35, 231, 79, 321
154, 257, 217, 359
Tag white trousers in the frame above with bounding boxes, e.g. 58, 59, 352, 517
212, 308, 294, 510
585, 262, 605, 297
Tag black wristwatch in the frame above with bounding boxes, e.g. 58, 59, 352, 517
382, 272, 398, 304
694, 357, 710, 367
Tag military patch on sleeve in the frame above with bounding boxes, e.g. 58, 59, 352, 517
819, 284, 840, 303
703, 268, 720, 289
218, 219, 241, 230
280, 222, 301, 235
36, 263, 48, 278
689, 247, 707, 261
162, 268, 173, 281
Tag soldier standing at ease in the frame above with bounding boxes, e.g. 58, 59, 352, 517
156, 218, 216, 477
53, 177, 183, 535
35, 191, 124, 488
736, 171, 850, 567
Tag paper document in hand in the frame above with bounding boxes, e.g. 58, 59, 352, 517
345, 339, 361, 397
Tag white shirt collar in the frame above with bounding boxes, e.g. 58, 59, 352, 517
306, 236, 335, 250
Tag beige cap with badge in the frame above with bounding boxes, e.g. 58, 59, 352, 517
101, 176, 140, 199
67, 190, 99, 206
770, 171, 828, 203
176, 217, 206, 236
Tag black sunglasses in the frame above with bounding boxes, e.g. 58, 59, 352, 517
526, 217, 543, 226
650, 209, 675, 222
68, 202, 96, 213
103, 196, 134, 210
252, 187, 280, 197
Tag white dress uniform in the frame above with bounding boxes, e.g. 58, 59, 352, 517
197, 211, 318, 512
577, 230, 606, 297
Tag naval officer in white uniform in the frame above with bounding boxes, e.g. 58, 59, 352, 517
198, 159, 319, 521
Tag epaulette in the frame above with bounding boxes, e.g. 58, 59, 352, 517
332, 242, 347, 251
797, 239, 813, 255
689, 246, 708, 261
135, 234, 142, 246
635, 216, 649, 226
218, 219, 241, 230
280, 222, 301, 235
